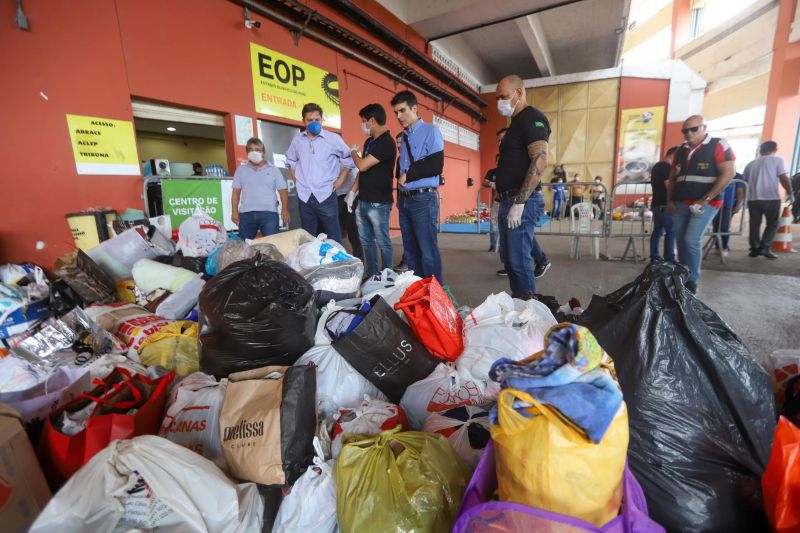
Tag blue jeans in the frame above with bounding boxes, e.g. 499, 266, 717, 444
238, 210, 279, 239
498, 192, 546, 298
489, 201, 499, 251
299, 192, 341, 243
552, 196, 563, 219
398, 191, 442, 282
672, 202, 719, 283
650, 206, 675, 261
357, 201, 393, 278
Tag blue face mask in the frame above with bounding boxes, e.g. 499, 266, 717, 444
307, 121, 322, 136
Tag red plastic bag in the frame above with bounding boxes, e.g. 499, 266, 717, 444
394, 277, 463, 361
37, 367, 174, 489
763, 416, 800, 532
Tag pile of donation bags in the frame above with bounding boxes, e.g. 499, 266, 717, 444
0, 210, 791, 533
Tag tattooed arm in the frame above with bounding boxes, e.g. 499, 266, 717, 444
515, 140, 548, 204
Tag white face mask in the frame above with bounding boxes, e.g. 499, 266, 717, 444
247, 150, 264, 164
497, 93, 518, 117
360, 122, 371, 135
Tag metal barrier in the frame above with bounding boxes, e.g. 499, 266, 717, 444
606, 181, 652, 263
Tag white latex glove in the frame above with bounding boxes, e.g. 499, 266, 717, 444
345, 191, 357, 213
507, 203, 524, 229
350, 144, 361, 155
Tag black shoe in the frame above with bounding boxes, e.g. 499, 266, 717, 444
496, 269, 508, 276
762, 250, 778, 259
488, 247, 496, 252
393, 262, 410, 273
685, 281, 698, 294
534, 260, 551, 278
748, 250, 760, 257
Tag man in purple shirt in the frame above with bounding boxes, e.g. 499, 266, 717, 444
286, 103, 354, 243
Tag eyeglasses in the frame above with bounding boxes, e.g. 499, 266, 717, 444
681, 125, 703, 134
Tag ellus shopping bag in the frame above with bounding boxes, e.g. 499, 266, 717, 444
491, 388, 629, 526
394, 276, 463, 361
37, 367, 174, 489
220, 365, 316, 486
332, 295, 437, 403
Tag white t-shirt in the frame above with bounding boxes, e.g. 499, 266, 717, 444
743, 155, 788, 200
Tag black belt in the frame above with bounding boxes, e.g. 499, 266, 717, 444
399, 187, 436, 197
497, 189, 519, 201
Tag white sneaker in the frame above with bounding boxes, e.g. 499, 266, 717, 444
722, 249, 729, 257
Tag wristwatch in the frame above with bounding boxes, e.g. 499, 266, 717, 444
702, 195, 710, 202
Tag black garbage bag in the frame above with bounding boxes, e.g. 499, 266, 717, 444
578, 261, 775, 532
198, 255, 316, 378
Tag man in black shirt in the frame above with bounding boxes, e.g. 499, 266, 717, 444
349, 103, 397, 277
649, 146, 678, 261
494, 74, 551, 300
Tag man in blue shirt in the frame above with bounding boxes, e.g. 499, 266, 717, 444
391, 90, 445, 282
286, 103, 354, 243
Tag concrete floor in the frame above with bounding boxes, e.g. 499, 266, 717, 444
385, 222, 800, 365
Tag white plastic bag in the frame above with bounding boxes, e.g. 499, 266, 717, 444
331, 396, 408, 458
178, 207, 228, 258
295, 345, 387, 420
422, 405, 491, 469
361, 269, 421, 309
272, 438, 336, 533
457, 292, 556, 395
0, 364, 90, 423
287, 234, 353, 273
315, 300, 343, 346
88, 226, 174, 280
400, 362, 493, 429
131, 258, 196, 294
160, 372, 228, 470
156, 275, 205, 320
30, 435, 263, 533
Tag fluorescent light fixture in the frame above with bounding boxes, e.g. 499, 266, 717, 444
166, 126, 176, 132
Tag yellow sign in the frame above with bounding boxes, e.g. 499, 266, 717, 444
66, 114, 140, 175
250, 43, 341, 129
616, 106, 665, 183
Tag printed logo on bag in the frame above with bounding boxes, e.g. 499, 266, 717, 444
428, 381, 486, 412
222, 418, 264, 442
160, 410, 209, 434
372, 339, 413, 377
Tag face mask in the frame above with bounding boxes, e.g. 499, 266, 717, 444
307, 121, 322, 136
360, 122, 371, 135
247, 150, 263, 164
497, 94, 517, 117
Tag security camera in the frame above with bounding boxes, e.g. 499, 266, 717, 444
243, 7, 260, 29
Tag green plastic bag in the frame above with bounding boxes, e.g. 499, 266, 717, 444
335, 427, 469, 533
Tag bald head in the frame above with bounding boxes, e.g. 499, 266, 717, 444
496, 75, 526, 117
681, 114, 707, 146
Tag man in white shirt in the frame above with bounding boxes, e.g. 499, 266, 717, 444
742, 140, 792, 259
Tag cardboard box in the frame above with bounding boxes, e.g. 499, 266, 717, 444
0, 405, 51, 532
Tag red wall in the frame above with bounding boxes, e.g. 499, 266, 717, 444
0, 0, 483, 267
615, 77, 672, 182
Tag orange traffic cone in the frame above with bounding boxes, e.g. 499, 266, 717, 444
772, 205, 795, 253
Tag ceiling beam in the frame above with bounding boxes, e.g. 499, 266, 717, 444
515, 14, 555, 77
427, 0, 585, 42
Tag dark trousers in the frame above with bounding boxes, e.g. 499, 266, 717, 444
238, 210, 279, 239
337, 194, 364, 261
748, 199, 781, 252
299, 192, 341, 243
793, 191, 800, 221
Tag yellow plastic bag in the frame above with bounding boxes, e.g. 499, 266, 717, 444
335, 427, 469, 533
139, 320, 199, 376
491, 387, 629, 526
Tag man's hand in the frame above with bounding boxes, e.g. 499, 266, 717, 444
732, 203, 741, 215
281, 208, 290, 225
507, 203, 524, 229
350, 144, 361, 154
232, 211, 240, 225
398, 172, 407, 186
345, 191, 357, 213
332, 176, 346, 193
667, 201, 678, 214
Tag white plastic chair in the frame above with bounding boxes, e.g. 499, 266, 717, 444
569, 202, 602, 259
